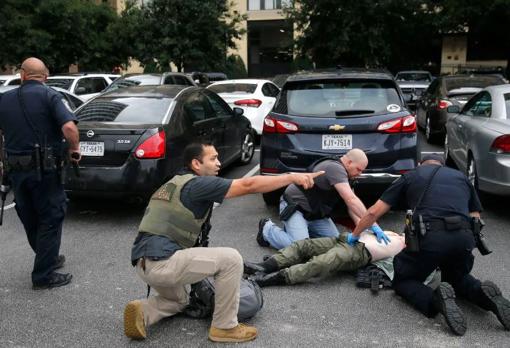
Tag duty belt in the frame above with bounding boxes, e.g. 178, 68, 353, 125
5, 155, 36, 172
422, 219, 471, 231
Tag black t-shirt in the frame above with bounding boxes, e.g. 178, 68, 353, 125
0, 81, 77, 155
131, 174, 233, 263
380, 164, 482, 220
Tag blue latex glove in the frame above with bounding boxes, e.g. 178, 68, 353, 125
370, 224, 391, 245
347, 233, 359, 246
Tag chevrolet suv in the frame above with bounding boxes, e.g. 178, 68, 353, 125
260, 68, 418, 204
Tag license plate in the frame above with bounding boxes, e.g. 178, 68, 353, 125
80, 141, 104, 156
322, 134, 352, 150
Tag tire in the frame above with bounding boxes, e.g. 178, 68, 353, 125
444, 133, 456, 168
237, 131, 255, 165
425, 117, 437, 144
466, 155, 479, 192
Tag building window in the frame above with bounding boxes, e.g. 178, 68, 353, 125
248, 0, 290, 11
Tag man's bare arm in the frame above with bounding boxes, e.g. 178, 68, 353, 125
61, 121, 80, 162
334, 182, 369, 224
352, 200, 391, 237
225, 171, 324, 198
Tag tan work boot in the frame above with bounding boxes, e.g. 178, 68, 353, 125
124, 300, 147, 340
208, 323, 257, 343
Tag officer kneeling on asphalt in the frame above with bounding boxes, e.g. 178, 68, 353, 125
124, 142, 324, 343
0, 57, 81, 290
351, 154, 510, 335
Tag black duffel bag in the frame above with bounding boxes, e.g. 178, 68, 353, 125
184, 277, 264, 320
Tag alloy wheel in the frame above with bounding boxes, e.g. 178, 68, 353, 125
467, 157, 478, 189
425, 117, 431, 141
240, 132, 255, 164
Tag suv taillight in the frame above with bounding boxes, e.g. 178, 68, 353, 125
263, 116, 299, 134
234, 99, 262, 108
491, 135, 510, 153
437, 99, 452, 110
377, 115, 416, 133
135, 130, 166, 159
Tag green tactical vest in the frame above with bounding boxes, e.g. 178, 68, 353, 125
138, 174, 211, 248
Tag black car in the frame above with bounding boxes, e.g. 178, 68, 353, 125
65, 85, 255, 201
0, 85, 84, 110
416, 74, 506, 143
260, 68, 418, 204
104, 73, 196, 92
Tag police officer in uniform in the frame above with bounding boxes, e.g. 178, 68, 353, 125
0, 57, 81, 289
351, 154, 510, 335
124, 142, 323, 343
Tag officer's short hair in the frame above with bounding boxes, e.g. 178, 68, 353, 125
184, 142, 214, 168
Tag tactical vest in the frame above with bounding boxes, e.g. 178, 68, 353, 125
138, 174, 211, 248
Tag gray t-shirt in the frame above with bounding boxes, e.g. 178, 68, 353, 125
285, 159, 348, 212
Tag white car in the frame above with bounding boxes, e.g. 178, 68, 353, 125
0, 74, 21, 86
207, 79, 280, 135
46, 73, 120, 101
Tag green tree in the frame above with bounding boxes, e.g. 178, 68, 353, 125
129, 0, 246, 72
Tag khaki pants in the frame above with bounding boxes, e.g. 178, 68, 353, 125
273, 234, 371, 284
135, 247, 243, 329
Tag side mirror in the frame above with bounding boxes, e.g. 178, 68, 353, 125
447, 105, 461, 113
233, 107, 244, 116
75, 86, 87, 95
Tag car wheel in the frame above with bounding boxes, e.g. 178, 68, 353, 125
466, 156, 479, 191
237, 131, 255, 165
425, 117, 436, 144
444, 133, 456, 168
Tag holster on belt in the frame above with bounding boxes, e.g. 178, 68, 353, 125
280, 194, 299, 221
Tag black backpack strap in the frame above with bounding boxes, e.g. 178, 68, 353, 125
412, 165, 441, 214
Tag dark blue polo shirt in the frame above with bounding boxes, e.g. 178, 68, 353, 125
0, 80, 76, 155
380, 164, 482, 220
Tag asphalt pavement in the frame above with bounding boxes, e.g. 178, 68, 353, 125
1, 134, 509, 347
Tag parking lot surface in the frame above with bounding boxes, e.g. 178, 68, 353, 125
1, 139, 509, 347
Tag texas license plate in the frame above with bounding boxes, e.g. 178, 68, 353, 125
80, 141, 104, 156
322, 134, 352, 150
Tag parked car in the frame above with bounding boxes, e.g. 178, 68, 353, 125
445, 84, 510, 195
207, 79, 280, 135
64, 85, 255, 201
416, 74, 506, 144
187, 72, 210, 87
0, 85, 84, 110
104, 73, 196, 92
206, 72, 228, 83
0, 74, 21, 86
46, 73, 120, 101
395, 70, 434, 111
259, 68, 417, 204
272, 74, 290, 88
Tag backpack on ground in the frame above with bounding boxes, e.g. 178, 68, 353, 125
184, 277, 264, 320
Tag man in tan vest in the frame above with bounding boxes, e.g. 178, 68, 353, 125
124, 142, 323, 343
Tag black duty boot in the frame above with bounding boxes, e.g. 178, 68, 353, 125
250, 270, 287, 287
256, 218, 271, 247
432, 282, 467, 336
244, 257, 279, 275
480, 281, 510, 330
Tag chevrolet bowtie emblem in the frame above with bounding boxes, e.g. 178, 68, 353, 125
329, 124, 345, 131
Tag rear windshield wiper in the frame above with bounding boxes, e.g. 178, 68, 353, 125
335, 110, 375, 117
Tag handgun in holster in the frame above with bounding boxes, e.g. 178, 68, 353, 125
404, 209, 420, 252
471, 217, 492, 255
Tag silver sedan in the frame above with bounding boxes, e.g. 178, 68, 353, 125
445, 84, 510, 194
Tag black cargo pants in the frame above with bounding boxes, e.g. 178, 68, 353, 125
393, 227, 487, 317
10, 169, 67, 285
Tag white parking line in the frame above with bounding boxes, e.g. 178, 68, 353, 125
255, 149, 260, 152
244, 164, 260, 178
421, 151, 444, 154
4, 202, 15, 210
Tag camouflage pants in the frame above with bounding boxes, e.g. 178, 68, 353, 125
272, 233, 371, 284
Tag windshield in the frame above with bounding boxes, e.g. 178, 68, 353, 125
208, 83, 257, 94
445, 76, 505, 91
396, 72, 431, 82
276, 79, 402, 117
46, 78, 74, 90
76, 97, 172, 123
106, 75, 162, 91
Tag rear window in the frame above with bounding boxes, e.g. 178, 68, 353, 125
208, 83, 257, 94
445, 76, 504, 91
46, 78, 74, 90
505, 93, 510, 119
107, 75, 162, 91
275, 79, 402, 117
76, 97, 172, 123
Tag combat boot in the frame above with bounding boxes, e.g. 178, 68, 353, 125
480, 281, 510, 330
244, 257, 279, 275
209, 323, 257, 343
257, 218, 271, 247
250, 270, 287, 287
432, 282, 467, 336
